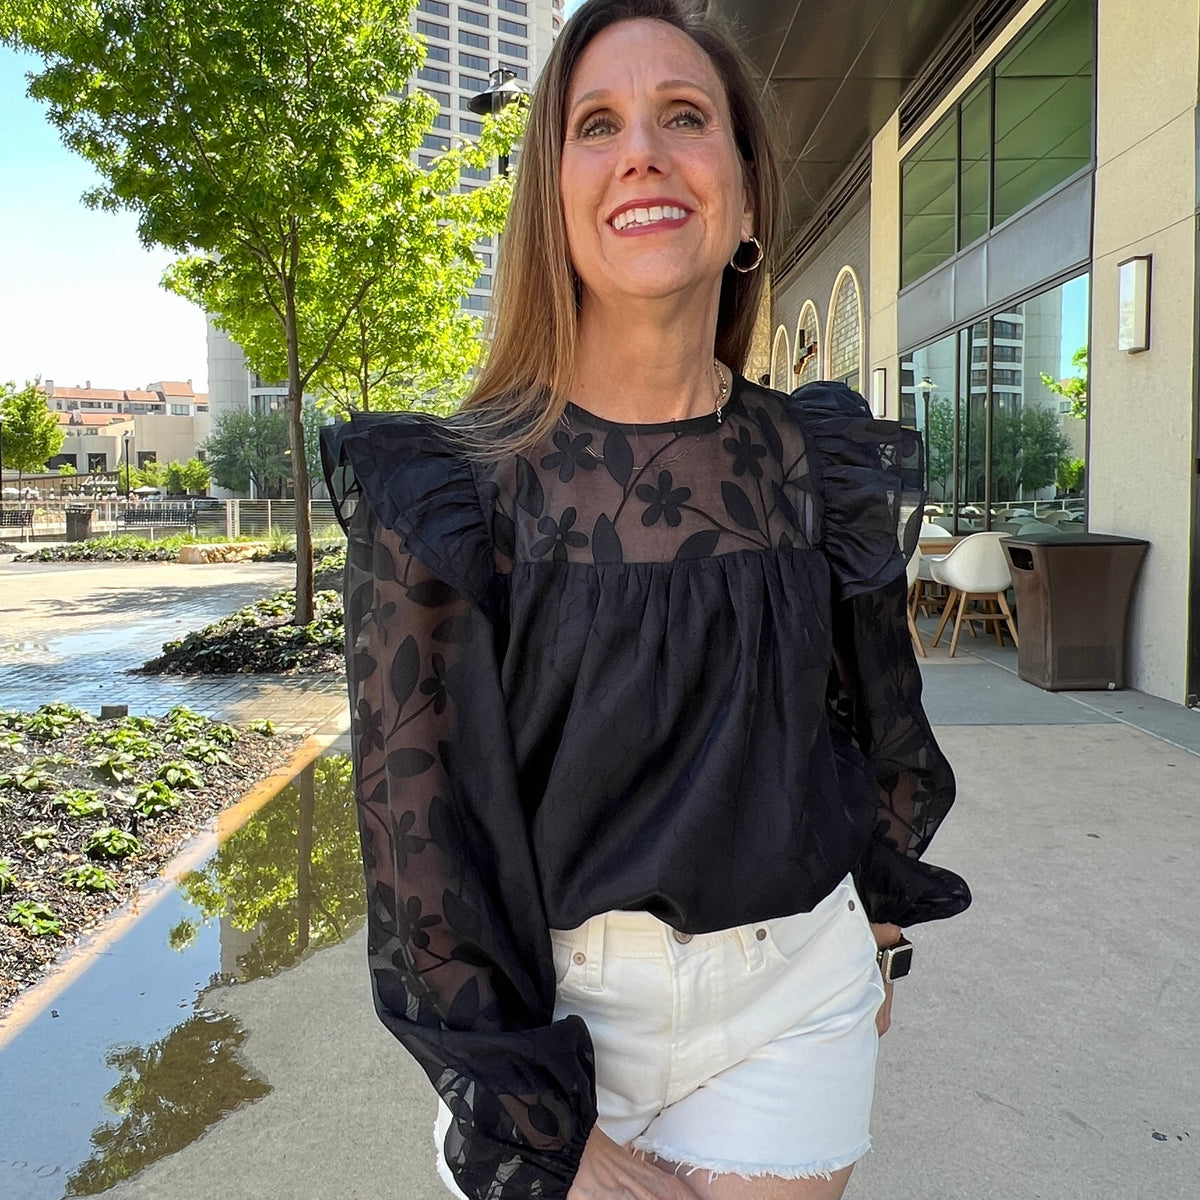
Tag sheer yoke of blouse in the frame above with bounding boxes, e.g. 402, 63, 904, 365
322, 378, 970, 1200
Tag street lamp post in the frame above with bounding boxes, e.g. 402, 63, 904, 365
917, 376, 935, 500
468, 68, 528, 177
123, 432, 133, 502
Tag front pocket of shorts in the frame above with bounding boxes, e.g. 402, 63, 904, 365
550, 935, 579, 987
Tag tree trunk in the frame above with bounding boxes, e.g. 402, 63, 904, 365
284, 278, 314, 626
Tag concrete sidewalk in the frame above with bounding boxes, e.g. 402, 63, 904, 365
1, 555, 1196, 1199
73, 640, 1200, 1200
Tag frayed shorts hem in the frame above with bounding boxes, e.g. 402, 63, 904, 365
629, 1136, 872, 1183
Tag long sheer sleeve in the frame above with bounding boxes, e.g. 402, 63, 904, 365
324, 419, 597, 1199
792, 382, 971, 927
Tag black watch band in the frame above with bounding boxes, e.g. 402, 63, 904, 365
876, 937, 913, 984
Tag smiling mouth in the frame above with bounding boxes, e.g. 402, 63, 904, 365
610, 204, 690, 232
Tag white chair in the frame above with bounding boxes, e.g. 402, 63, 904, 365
906, 546, 926, 658
914, 524, 953, 617
929, 531, 1019, 657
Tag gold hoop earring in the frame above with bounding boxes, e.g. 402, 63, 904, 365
730, 236, 763, 274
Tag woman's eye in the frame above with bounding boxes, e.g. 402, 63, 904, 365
578, 113, 615, 138
669, 107, 706, 130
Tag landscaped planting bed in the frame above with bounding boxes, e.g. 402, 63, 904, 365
0, 702, 300, 1011
139, 588, 345, 676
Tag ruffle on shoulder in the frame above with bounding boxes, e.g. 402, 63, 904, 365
320, 415, 498, 616
787, 381, 923, 599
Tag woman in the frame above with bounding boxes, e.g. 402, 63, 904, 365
323, 2, 970, 1198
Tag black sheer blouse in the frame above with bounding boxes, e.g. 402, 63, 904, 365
321, 378, 970, 1200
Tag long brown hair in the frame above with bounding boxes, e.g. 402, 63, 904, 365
459, 0, 781, 456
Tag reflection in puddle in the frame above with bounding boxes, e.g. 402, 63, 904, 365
0, 754, 363, 1198
64, 1012, 270, 1197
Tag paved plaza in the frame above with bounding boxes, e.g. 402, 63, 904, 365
0, 555, 1196, 1199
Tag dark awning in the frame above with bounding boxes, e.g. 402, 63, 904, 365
713, 0, 978, 247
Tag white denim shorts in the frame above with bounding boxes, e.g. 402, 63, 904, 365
436, 874, 884, 1191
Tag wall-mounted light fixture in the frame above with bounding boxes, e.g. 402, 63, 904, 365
872, 367, 887, 416
1117, 254, 1152, 353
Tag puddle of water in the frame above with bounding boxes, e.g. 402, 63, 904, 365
0, 755, 364, 1199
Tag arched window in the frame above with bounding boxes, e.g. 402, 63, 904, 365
826, 267, 863, 390
770, 325, 791, 392
794, 301, 821, 387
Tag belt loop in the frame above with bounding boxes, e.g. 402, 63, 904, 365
736, 922, 765, 971
584, 913, 606, 991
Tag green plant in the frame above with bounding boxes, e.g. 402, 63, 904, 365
158, 760, 203, 789
90, 750, 139, 784
18, 826, 57, 852
84, 727, 162, 759
163, 705, 208, 742
6, 900, 62, 937
180, 738, 232, 767
62, 864, 119, 893
51, 788, 109, 819
0, 762, 55, 793
0, 729, 27, 751
0, 858, 15, 893
247, 719, 276, 737
132, 780, 181, 817
84, 827, 142, 860
22, 701, 93, 739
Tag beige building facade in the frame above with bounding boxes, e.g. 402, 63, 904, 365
737, 0, 1200, 705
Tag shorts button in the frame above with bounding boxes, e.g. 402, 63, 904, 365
672, 930, 693, 944
848, 900, 856, 912
572, 952, 586, 965
755, 928, 767, 941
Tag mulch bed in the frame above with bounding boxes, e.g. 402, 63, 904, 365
0, 704, 302, 1013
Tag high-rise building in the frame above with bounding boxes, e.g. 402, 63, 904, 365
209, 0, 563, 425
412, 0, 563, 313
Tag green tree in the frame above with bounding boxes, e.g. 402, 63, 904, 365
990, 404, 1071, 501
1040, 345, 1088, 420
0, 378, 64, 489
181, 456, 210, 494
7, 0, 521, 625
924, 394, 955, 501
203, 409, 291, 498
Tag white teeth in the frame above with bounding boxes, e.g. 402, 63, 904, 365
612, 204, 687, 230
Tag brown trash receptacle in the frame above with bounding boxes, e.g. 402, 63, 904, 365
1003, 531, 1149, 691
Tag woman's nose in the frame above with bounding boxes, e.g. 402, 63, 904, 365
617, 115, 667, 179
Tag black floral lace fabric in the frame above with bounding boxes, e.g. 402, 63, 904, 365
321, 378, 970, 1200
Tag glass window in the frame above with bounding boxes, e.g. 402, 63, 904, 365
500, 62, 529, 80
459, 7, 489, 26
459, 72, 488, 90
993, 0, 1094, 224
433, 112, 451, 130
498, 18, 526, 36
901, 116, 956, 288
459, 51, 488, 71
958, 80, 990, 247
827, 272, 862, 390
770, 327, 791, 392
422, 133, 450, 152
794, 301, 821, 388
460, 116, 484, 135
499, 0, 526, 13
418, 0, 450, 14
463, 294, 489, 310
421, 88, 450, 107
416, 18, 449, 39
497, 39, 526, 58
417, 66, 450, 85
459, 30, 489, 48
462, 164, 492, 181
427, 44, 450, 62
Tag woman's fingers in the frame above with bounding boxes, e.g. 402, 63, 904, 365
569, 1127, 702, 1199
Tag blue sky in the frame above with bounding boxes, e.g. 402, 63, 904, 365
0, 47, 210, 393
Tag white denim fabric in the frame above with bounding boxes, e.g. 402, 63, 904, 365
436, 874, 884, 1193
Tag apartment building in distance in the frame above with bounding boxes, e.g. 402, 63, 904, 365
41, 379, 211, 474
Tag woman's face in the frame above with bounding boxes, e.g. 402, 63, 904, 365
560, 18, 754, 314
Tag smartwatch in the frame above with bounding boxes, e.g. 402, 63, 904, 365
876, 937, 913, 984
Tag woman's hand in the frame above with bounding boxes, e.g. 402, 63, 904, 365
870, 922, 902, 1038
569, 1126, 700, 1200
